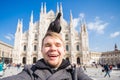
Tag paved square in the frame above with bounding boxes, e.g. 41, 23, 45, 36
0, 66, 120, 80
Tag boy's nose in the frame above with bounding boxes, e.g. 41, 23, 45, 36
50, 45, 57, 50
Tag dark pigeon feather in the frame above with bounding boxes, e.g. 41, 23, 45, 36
47, 12, 62, 33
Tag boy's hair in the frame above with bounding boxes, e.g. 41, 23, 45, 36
41, 32, 64, 47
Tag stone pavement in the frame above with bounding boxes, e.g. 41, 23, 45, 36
0, 67, 23, 79
85, 67, 120, 80
0, 66, 120, 80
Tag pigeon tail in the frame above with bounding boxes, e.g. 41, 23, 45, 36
55, 12, 61, 21
47, 12, 62, 33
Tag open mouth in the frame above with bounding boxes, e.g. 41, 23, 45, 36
48, 55, 58, 60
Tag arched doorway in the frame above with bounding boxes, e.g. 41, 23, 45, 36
66, 57, 70, 62
33, 57, 37, 63
22, 57, 26, 64
77, 57, 81, 65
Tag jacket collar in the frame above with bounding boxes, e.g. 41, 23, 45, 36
35, 58, 70, 73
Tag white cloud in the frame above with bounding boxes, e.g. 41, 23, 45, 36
73, 18, 80, 28
73, 13, 85, 28
110, 16, 114, 19
72, 14, 109, 34
4, 33, 14, 41
110, 32, 120, 38
5, 36, 12, 40
79, 13, 85, 18
87, 17, 109, 34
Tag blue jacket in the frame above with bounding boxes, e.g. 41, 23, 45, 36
0, 62, 4, 71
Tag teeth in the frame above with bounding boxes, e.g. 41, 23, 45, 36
49, 55, 58, 58
49, 55, 57, 57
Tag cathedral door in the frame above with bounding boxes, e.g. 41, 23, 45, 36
33, 57, 37, 63
77, 57, 81, 65
22, 57, 26, 64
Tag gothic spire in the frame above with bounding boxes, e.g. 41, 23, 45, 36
40, 2, 43, 14
81, 17, 87, 33
70, 10, 73, 23
30, 11, 33, 23
43, 2, 46, 14
60, 2, 63, 17
115, 43, 118, 51
17, 19, 20, 32
16, 19, 23, 33
56, 2, 59, 15
69, 10, 73, 29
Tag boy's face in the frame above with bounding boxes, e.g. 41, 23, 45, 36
41, 36, 65, 68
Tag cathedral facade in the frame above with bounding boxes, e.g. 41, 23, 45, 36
12, 3, 91, 65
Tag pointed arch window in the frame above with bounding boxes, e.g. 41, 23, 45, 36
18, 27, 20, 32
34, 45, 37, 51
34, 34, 38, 40
76, 45, 79, 51
65, 34, 69, 40
23, 45, 26, 51
66, 45, 69, 51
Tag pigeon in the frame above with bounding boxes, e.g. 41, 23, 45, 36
47, 12, 62, 33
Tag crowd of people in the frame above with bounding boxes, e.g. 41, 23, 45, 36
0, 62, 22, 76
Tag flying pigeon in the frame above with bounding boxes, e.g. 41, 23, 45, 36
47, 12, 61, 33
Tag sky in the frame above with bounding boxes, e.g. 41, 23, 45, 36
0, 0, 120, 52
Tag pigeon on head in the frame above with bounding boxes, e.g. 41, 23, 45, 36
47, 12, 62, 33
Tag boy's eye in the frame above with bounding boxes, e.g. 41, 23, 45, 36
56, 43, 61, 47
44, 43, 62, 47
45, 43, 51, 47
